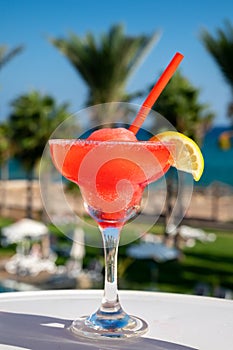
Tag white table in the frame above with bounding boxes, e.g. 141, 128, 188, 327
0, 289, 232, 349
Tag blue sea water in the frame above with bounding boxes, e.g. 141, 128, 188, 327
8, 158, 27, 180
198, 126, 233, 188
2, 126, 233, 188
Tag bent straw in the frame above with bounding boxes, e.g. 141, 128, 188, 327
129, 52, 184, 135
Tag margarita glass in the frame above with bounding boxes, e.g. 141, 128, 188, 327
43, 53, 188, 339
49, 132, 173, 339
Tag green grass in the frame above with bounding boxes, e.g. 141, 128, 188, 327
1, 217, 232, 296
181, 233, 233, 290
0, 217, 13, 228
121, 229, 233, 295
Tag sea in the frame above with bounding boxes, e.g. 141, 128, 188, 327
198, 126, 233, 188
2, 126, 233, 189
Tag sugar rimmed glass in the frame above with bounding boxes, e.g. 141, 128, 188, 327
49, 137, 173, 339
40, 102, 193, 340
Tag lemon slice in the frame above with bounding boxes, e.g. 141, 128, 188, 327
150, 131, 204, 181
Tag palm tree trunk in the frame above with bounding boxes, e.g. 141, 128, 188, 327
0, 162, 9, 215
163, 174, 173, 246
26, 169, 33, 218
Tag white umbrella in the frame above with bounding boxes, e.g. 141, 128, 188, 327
127, 242, 179, 263
2, 218, 48, 244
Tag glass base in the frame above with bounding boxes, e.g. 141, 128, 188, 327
70, 312, 148, 339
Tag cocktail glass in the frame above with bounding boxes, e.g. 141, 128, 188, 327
49, 134, 173, 339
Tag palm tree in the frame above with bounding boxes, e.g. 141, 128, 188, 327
8, 91, 70, 218
200, 20, 233, 125
150, 71, 214, 246
49, 24, 159, 124
0, 44, 24, 213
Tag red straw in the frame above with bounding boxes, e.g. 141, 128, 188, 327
129, 52, 184, 135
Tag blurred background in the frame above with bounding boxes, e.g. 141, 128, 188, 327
0, 0, 232, 298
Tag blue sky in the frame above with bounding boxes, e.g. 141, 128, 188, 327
1, 0, 233, 126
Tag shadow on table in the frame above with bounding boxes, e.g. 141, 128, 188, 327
0, 311, 197, 350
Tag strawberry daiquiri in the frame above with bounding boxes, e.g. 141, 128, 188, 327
48, 52, 204, 340
49, 126, 173, 338
50, 128, 172, 227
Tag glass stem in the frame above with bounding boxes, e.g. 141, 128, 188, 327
100, 226, 121, 311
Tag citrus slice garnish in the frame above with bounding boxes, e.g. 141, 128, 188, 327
150, 131, 204, 181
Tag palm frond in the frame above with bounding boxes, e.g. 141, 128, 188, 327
49, 24, 160, 108
0, 45, 24, 70
200, 20, 233, 87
